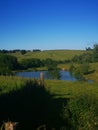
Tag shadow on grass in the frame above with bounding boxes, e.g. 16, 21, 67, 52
0, 80, 70, 130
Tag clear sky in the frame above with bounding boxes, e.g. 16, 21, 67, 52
0, 0, 98, 50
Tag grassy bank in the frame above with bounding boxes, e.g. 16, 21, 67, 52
0, 76, 98, 98
45, 80, 98, 98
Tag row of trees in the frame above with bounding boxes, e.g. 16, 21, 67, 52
0, 49, 41, 54
72, 44, 98, 63
20, 58, 58, 69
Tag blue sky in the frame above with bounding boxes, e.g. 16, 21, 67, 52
0, 0, 98, 50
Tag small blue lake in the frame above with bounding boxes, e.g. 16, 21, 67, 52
16, 70, 77, 81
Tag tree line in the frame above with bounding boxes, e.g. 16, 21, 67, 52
72, 44, 98, 63
0, 49, 41, 54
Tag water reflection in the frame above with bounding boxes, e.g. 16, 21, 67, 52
16, 70, 93, 82
16, 70, 77, 81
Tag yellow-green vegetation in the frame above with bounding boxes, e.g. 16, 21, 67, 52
58, 63, 71, 70
45, 80, 98, 98
58, 62, 98, 82
45, 80, 98, 129
10, 50, 85, 62
0, 76, 98, 98
0, 76, 27, 94
86, 62, 98, 82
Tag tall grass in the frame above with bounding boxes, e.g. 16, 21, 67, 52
0, 76, 27, 94
66, 93, 98, 130
45, 80, 98, 98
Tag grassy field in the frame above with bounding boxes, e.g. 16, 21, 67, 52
10, 50, 85, 62
0, 76, 97, 98
86, 62, 98, 82
45, 79, 98, 98
0, 76, 27, 94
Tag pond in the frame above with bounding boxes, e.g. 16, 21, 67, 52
16, 70, 77, 81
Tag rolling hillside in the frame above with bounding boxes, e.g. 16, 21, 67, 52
9, 49, 85, 62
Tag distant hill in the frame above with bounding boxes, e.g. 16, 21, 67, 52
9, 50, 85, 62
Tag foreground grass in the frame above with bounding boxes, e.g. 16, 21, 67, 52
0, 76, 27, 94
0, 76, 98, 129
45, 80, 98, 129
45, 80, 98, 98
1, 76, 98, 98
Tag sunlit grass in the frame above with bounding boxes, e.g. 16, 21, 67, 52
10, 50, 85, 62
85, 62, 98, 82
0, 76, 98, 99
0, 76, 26, 94
45, 80, 98, 99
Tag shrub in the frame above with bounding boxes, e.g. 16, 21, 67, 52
65, 94, 98, 130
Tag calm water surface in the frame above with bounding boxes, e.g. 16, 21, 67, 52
16, 70, 77, 81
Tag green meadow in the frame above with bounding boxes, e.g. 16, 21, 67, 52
45, 80, 98, 98
0, 76, 97, 98
10, 49, 85, 61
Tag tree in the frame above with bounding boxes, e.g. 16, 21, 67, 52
44, 58, 57, 70
86, 47, 92, 51
47, 69, 61, 79
21, 50, 27, 55
0, 54, 19, 75
20, 58, 43, 69
92, 44, 98, 62
69, 63, 90, 81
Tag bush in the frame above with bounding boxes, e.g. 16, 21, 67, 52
69, 63, 91, 81
65, 94, 98, 130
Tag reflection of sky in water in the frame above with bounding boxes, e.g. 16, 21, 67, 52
60, 71, 77, 81
16, 70, 77, 81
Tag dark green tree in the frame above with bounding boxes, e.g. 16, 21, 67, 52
20, 58, 43, 69
21, 50, 27, 55
69, 63, 90, 81
47, 69, 61, 79
0, 54, 19, 75
92, 44, 98, 62
44, 58, 57, 70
